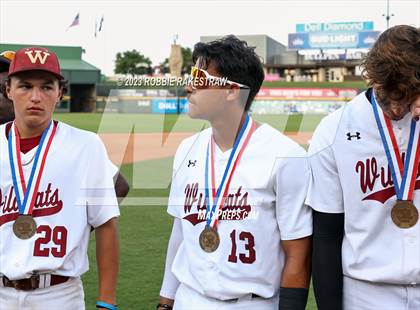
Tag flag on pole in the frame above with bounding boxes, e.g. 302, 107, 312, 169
98, 15, 104, 32
95, 15, 104, 38
67, 13, 80, 31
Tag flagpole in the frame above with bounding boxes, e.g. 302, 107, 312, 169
103, 15, 106, 80
94, 15, 106, 78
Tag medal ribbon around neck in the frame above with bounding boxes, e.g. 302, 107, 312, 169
371, 92, 420, 201
204, 114, 256, 229
8, 121, 57, 215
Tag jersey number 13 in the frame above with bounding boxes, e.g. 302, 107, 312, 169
228, 229, 256, 264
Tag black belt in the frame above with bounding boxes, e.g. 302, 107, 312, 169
226, 293, 263, 302
2, 275, 69, 291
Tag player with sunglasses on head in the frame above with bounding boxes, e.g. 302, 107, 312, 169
157, 35, 312, 310
0, 46, 120, 310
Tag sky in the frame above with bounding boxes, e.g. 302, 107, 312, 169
1, 0, 419, 75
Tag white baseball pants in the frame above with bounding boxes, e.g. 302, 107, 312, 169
173, 283, 278, 310
0, 277, 85, 310
344, 276, 420, 310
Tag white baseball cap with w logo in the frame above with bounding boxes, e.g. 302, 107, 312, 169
8, 47, 64, 80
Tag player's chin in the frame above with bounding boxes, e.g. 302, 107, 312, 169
187, 104, 201, 119
24, 114, 50, 127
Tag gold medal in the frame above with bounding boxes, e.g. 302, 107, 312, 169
13, 215, 37, 240
199, 227, 220, 253
391, 200, 419, 229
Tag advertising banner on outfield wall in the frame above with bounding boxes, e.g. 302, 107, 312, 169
151, 98, 189, 114
119, 99, 152, 113
257, 88, 359, 100
103, 97, 152, 113
252, 100, 345, 114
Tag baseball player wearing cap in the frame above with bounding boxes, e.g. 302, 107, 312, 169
0, 47, 120, 310
0, 49, 130, 201
307, 25, 420, 310
157, 36, 312, 310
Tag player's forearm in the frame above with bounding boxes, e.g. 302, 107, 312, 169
96, 218, 120, 305
157, 219, 182, 309
280, 259, 311, 288
279, 239, 311, 310
281, 237, 311, 288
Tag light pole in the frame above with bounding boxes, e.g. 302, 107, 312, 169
382, 0, 394, 29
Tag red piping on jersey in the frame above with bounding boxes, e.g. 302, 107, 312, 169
6, 122, 42, 154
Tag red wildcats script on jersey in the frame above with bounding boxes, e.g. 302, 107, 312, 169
0, 183, 63, 226
356, 154, 420, 203
183, 182, 251, 225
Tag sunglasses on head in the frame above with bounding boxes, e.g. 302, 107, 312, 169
0, 51, 15, 62
190, 66, 249, 90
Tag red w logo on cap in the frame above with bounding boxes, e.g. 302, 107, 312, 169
24, 50, 50, 65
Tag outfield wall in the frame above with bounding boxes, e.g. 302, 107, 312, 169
98, 87, 360, 114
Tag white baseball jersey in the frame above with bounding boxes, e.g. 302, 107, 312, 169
167, 123, 312, 300
306, 91, 420, 285
0, 122, 119, 280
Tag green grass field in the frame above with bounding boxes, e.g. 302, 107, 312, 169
53, 113, 324, 310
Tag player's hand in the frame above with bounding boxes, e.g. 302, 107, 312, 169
157, 296, 174, 310
410, 95, 420, 121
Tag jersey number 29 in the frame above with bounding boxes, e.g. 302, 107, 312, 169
33, 225, 68, 258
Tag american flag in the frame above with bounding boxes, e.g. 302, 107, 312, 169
67, 13, 80, 30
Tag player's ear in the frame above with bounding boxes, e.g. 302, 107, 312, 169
6, 82, 12, 100
226, 84, 241, 102
57, 82, 66, 102
57, 87, 63, 102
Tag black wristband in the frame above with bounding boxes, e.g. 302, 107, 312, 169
278, 287, 309, 310
156, 303, 173, 310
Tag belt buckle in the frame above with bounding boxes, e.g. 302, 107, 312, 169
11, 275, 40, 291
29, 274, 40, 290
12, 280, 22, 290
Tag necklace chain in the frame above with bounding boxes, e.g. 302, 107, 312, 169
21, 149, 37, 166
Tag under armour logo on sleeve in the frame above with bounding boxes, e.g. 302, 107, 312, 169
188, 160, 197, 167
347, 132, 361, 140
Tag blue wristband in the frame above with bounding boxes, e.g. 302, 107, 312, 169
96, 301, 118, 310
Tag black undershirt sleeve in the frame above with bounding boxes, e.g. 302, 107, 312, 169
312, 210, 345, 310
